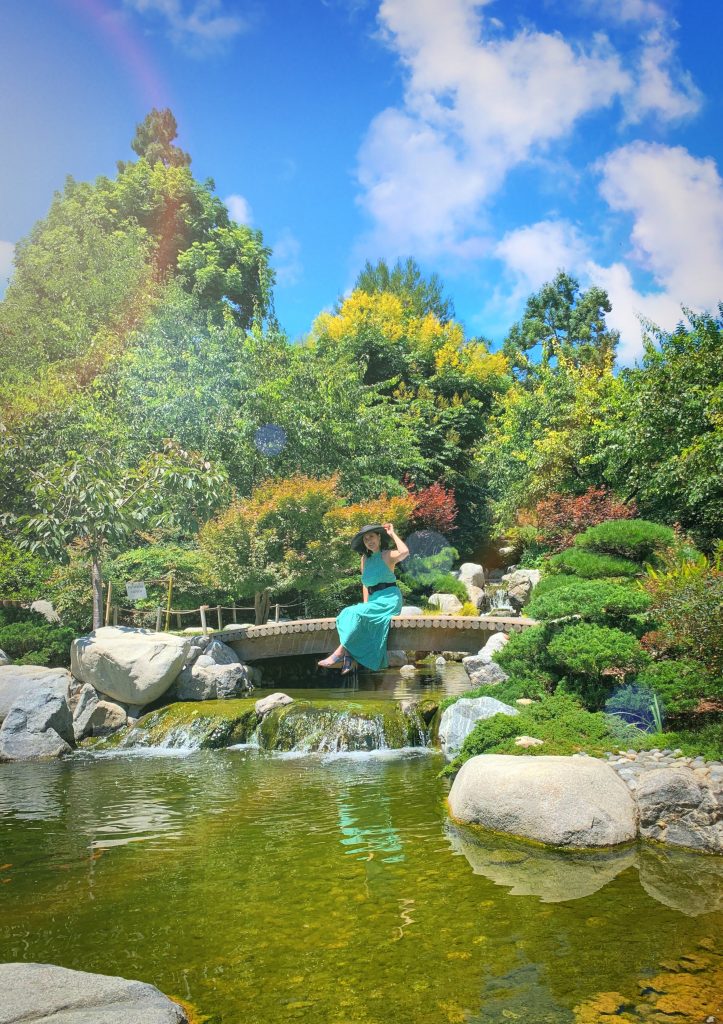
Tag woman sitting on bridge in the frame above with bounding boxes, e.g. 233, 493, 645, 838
318, 523, 409, 676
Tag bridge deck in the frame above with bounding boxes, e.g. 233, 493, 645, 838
216, 614, 537, 661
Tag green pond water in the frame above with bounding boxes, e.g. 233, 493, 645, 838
1, 672, 722, 1023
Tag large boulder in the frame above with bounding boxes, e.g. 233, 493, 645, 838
0, 670, 75, 761
501, 569, 541, 610
458, 563, 485, 589
0, 665, 71, 724
476, 631, 509, 664
71, 626, 191, 705
0, 649, 11, 667
399, 605, 423, 616
175, 662, 253, 701
636, 765, 722, 854
428, 593, 463, 614
438, 696, 518, 759
0, 962, 188, 1023
448, 754, 637, 848
465, 584, 485, 611
29, 598, 61, 623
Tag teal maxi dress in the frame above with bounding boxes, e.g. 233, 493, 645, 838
336, 550, 403, 670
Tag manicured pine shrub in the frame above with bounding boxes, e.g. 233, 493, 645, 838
494, 624, 557, 685
636, 659, 721, 716
547, 624, 649, 711
0, 613, 75, 667
547, 547, 640, 579
574, 519, 675, 562
526, 578, 650, 626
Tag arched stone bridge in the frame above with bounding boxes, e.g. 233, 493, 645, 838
216, 614, 538, 662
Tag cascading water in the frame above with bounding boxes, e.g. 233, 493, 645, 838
109, 698, 438, 755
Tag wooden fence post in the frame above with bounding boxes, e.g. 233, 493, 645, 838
200, 605, 208, 635
155, 607, 162, 631
232, 602, 237, 624
216, 605, 222, 630
274, 603, 280, 622
104, 581, 113, 627
112, 606, 118, 626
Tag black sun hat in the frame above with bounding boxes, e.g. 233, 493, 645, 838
350, 523, 392, 554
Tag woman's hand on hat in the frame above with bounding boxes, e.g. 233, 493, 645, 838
382, 522, 394, 534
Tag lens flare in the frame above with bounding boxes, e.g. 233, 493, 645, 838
400, 529, 457, 583
254, 424, 287, 456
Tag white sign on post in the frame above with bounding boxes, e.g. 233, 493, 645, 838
125, 581, 147, 601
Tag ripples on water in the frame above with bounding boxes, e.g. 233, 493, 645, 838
1, 731, 722, 1022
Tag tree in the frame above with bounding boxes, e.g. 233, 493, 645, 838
605, 308, 723, 546
129, 108, 191, 168
503, 271, 619, 383
354, 257, 454, 322
3, 443, 226, 630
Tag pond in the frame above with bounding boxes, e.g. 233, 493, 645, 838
1, 669, 721, 1023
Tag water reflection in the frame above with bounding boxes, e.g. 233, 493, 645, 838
447, 822, 723, 916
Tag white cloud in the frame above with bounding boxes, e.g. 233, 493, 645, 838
224, 193, 253, 225
495, 220, 588, 293
272, 230, 302, 287
492, 143, 723, 364
356, 0, 700, 261
577, 0, 667, 24
0, 240, 14, 288
624, 27, 702, 123
599, 142, 723, 307
124, 0, 249, 53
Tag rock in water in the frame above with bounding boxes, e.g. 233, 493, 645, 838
255, 692, 294, 717
71, 626, 191, 705
72, 682, 127, 741
0, 649, 11, 667
0, 671, 75, 761
176, 662, 253, 701
0, 962, 188, 1023
448, 754, 637, 848
461, 657, 509, 686
438, 696, 518, 759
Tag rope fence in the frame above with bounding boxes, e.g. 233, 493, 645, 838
107, 594, 309, 633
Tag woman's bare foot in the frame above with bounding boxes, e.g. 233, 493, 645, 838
318, 647, 345, 669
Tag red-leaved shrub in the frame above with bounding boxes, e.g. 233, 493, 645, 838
533, 487, 637, 552
403, 474, 458, 534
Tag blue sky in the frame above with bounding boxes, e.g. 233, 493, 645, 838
1, 0, 722, 363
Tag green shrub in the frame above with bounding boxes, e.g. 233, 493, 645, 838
526, 579, 650, 625
636, 659, 721, 716
604, 683, 664, 731
548, 547, 640, 579
0, 615, 75, 667
526, 574, 577, 600
548, 622, 648, 675
494, 625, 557, 683
575, 519, 675, 561
442, 693, 641, 774
416, 573, 469, 603
439, 675, 546, 712
0, 540, 54, 601
110, 544, 210, 609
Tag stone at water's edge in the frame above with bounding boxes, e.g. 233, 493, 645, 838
73, 682, 127, 741
636, 766, 722, 855
255, 692, 293, 716
428, 593, 463, 614
0, 665, 72, 724
448, 754, 637, 848
176, 662, 253, 701
0, 962, 188, 1023
438, 696, 519, 759
0, 672, 75, 761
0, 648, 11, 666
71, 626, 191, 705
462, 659, 509, 687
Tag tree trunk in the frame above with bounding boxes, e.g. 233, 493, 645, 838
92, 557, 104, 632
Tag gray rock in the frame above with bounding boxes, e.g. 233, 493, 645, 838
399, 664, 417, 676
448, 754, 637, 848
515, 735, 544, 748
0, 670, 75, 761
399, 605, 423, 616
458, 562, 485, 588
438, 696, 519, 759
501, 569, 541, 610
255, 692, 293, 716
476, 631, 510, 664
0, 666, 72, 724
176, 662, 253, 701
435, 655, 447, 667
636, 765, 722, 854
29, 599, 61, 623
387, 649, 409, 667
0, 962, 188, 1023
71, 626, 191, 705
462, 657, 509, 687
0, 649, 11, 667
428, 593, 463, 614
73, 683, 127, 740
204, 639, 240, 665
465, 584, 485, 610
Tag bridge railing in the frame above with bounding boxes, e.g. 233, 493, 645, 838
106, 595, 309, 632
